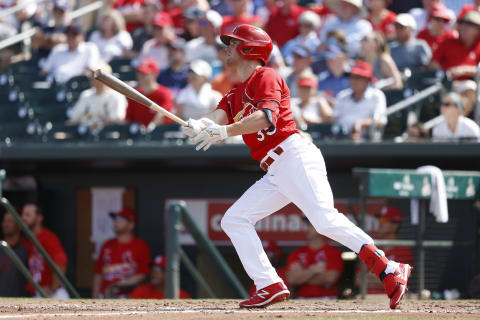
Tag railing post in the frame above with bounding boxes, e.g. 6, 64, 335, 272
417, 199, 427, 299
358, 179, 368, 299
0, 169, 5, 198
0, 197, 80, 298
0, 240, 47, 297
179, 248, 216, 298
166, 202, 182, 299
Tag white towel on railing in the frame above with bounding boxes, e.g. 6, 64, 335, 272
410, 165, 449, 224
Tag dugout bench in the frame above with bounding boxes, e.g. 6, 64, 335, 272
353, 168, 480, 299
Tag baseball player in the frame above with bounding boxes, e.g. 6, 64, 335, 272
183, 24, 412, 309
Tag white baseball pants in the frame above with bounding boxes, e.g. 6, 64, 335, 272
220, 134, 374, 290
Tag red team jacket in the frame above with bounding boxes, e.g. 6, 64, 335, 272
217, 67, 298, 161
286, 244, 344, 299
24, 228, 67, 294
94, 237, 151, 296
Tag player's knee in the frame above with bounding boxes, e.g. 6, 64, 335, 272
220, 214, 234, 233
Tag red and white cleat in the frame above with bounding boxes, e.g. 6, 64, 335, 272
239, 282, 290, 308
382, 263, 412, 309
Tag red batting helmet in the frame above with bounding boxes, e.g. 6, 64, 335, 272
220, 24, 273, 65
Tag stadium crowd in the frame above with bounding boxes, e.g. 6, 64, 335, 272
0, 0, 479, 141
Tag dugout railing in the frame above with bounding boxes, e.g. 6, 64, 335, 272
0, 169, 80, 298
353, 168, 480, 299
165, 201, 248, 299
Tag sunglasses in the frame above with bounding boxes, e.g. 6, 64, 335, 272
441, 101, 456, 107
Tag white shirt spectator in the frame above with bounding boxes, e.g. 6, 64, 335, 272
139, 39, 169, 70
291, 97, 323, 124
69, 87, 127, 128
432, 116, 480, 140
333, 86, 387, 133
176, 83, 222, 119
42, 42, 100, 83
185, 37, 218, 64
0, 0, 37, 30
88, 30, 133, 62
321, 16, 372, 57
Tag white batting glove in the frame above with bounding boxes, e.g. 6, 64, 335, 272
191, 123, 229, 151
182, 118, 214, 137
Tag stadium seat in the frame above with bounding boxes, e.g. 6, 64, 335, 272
305, 123, 348, 140
383, 89, 406, 107
0, 121, 42, 143
97, 123, 145, 141
146, 124, 184, 143
0, 105, 34, 122
109, 58, 134, 73
43, 123, 93, 142
31, 106, 69, 124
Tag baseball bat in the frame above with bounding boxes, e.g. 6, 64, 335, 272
93, 69, 188, 127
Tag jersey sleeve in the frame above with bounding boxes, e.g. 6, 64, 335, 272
136, 240, 151, 274
252, 69, 282, 126
45, 232, 67, 267
216, 93, 235, 124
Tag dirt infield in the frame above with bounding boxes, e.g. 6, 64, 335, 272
0, 298, 479, 320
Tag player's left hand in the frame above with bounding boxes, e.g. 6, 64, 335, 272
191, 123, 228, 151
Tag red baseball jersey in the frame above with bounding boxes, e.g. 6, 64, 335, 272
125, 85, 174, 126
113, 0, 146, 32
265, 5, 306, 48
417, 28, 456, 54
129, 283, 191, 299
24, 228, 67, 294
94, 237, 151, 295
286, 244, 344, 298
432, 36, 480, 76
216, 67, 298, 162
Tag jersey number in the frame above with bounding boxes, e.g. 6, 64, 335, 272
257, 127, 277, 141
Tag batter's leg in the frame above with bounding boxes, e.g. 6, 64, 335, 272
220, 174, 290, 290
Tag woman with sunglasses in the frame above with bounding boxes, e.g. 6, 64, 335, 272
432, 92, 480, 141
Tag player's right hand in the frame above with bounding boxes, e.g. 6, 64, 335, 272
182, 118, 214, 137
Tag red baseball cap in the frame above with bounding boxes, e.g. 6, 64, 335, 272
378, 206, 403, 223
350, 60, 376, 82
152, 12, 173, 28
109, 207, 137, 223
153, 255, 166, 269
137, 58, 159, 74
429, 3, 451, 22
298, 76, 318, 89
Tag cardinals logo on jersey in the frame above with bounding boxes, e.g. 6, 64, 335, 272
233, 102, 258, 122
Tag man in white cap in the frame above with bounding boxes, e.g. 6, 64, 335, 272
390, 13, 432, 72
321, 0, 372, 57
185, 10, 223, 63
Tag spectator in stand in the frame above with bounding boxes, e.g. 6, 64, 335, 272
321, 0, 372, 57
286, 46, 314, 99
68, 62, 127, 131
453, 79, 477, 116
409, 0, 455, 35
366, 0, 397, 39
429, 10, 480, 81
110, 0, 146, 33
282, 11, 322, 66
127, 0, 161, 57
354, 206, 414, 294
248, 241, 287, 296
130, 255, 191, 299
21, 202, 68, 298
221, 0, 264, 34
286, 218, 344, 299
41, 23, 100, 84
88, 10, 133, 62
458, 0, 480, 20
265, 0, 306, 48
417, 3, 457, 55
211, 38, 241, 95
360, 31, 403, 89
93, 207, 151, 298
31, 0, 71, 61
390, 14, 432, 72
185, 9, 223, 64
291, 75, 333, 129
0, 211, 28, 297
328, 60, 387, 139
176, 59, 222, 120
180, 6, 203, 41
0, 0, 37, 32
138, 12, 175, 71
317, 38, 351, 104
125, 58, 174, 127
157, 38, 189, 94
432, 92, 480, 140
